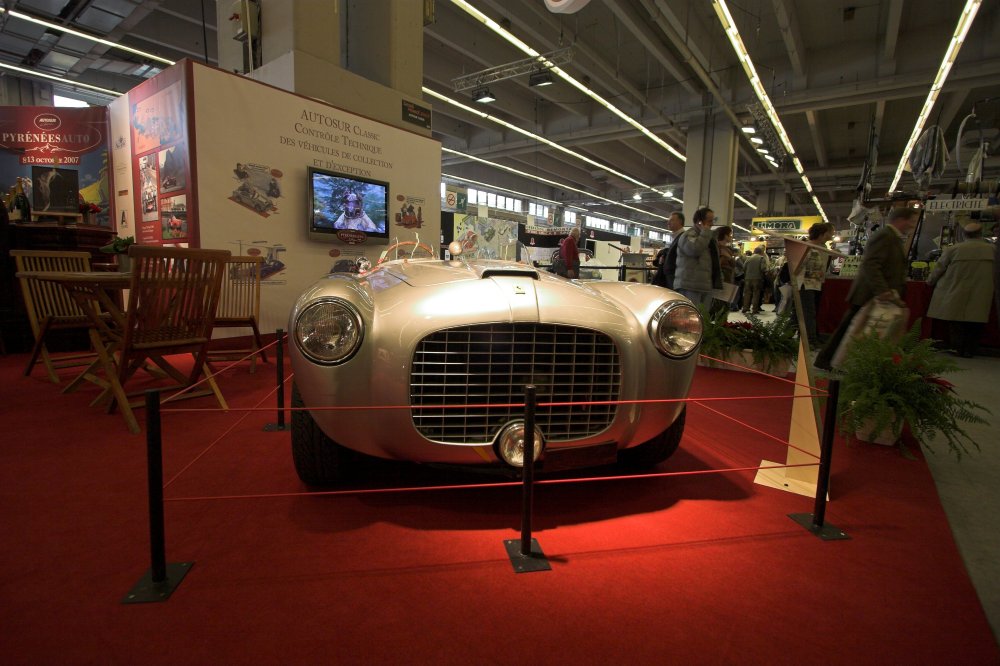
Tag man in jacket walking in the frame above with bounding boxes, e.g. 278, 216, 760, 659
741, 246, 769, 314
674, 206, 721, 310
927, 222, 995, 357
814, 206, 920, 370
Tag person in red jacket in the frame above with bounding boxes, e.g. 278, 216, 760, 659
561, 226, 581, 278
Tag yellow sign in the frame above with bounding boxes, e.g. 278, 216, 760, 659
750, 216, 824, 233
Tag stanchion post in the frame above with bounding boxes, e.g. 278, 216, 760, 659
122, 390, 194, 603
504, 385, 550, 572
789, 378, 850, 540
264, 329, 289, 432
520, 385, 537, 556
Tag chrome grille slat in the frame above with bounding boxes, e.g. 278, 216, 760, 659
410, 323, 621, 444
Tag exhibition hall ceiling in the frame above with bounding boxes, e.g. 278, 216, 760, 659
2, 0, 998, 229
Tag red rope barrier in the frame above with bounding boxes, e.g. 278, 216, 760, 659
697, 352, 828, 394
162, 372, 290, 489
164, 334, 285, 402
159, 393, 829, 414
690, 400, 820, 460
162, 462, 820, 502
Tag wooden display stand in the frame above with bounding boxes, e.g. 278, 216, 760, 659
754, 238, 845, 498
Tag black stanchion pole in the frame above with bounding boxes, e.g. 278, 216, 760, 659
264, 329, 289, 432
504, 385, 550, 572
147, 389, 166, 582
789, 378, 850, 541
520, 385, 537, 556
122, 390, 194, 603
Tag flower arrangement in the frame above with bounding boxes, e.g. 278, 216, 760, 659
835, 320, 989, 458
698, 309, 798, 373
79, 201, 101, 215
99, 235, 135, 254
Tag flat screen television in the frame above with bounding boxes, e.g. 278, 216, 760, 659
307, 167, 390, 243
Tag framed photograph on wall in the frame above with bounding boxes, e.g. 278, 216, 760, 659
31, 166, 80, 213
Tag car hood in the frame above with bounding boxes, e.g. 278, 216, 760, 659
369, 259, 633, 332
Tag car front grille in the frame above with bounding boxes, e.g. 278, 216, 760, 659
410, 323, 621, 444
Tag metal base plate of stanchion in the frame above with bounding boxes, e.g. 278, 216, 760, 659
788, 513, 851, 541
263, 423, 290, 431
122, 562, 194, 603
503, 538, 551, 573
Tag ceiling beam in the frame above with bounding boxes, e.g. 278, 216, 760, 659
805, 110, 828, 167
771, 0, 806, 79
883, 0, 904, 62
601, 0, 698, 96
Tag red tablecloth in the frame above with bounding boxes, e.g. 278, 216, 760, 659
817, 278, 999, 347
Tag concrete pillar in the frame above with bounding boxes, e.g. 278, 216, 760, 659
763, 187, 788, 216
683, 112, 738, 226
343, 0, 424, 98
215, 0, 427, 136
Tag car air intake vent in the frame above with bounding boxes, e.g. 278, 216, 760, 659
479, 268, 539, 280
410, 323, 620, 444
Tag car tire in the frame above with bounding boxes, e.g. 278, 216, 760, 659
619, 406, 686, 469
291, 383, 350, 485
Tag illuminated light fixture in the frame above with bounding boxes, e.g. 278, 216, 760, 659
442, 147, 673, 220
750, 136, 764, 145
0, 61, 119, 97
528, 70, 554, 87
734, 192, 757, 210
833, 235, 842, 242
632, 192, 642, 201
757, 148, 769, 154
450, 0, 686, 163
889, 0, 982, 192
472, 87, 496, 103
733, 223, 752, 233
712, 0, 829, 223
425, 87, 681, 201
664, 190, 674, 198
741, 126, 756, 134
441, 173, 665, 232
0, 7, 175, 66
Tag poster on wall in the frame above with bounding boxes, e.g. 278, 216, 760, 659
453, 214, 518, 259
0, 106, 110, 225
179, 60, 441, 333
126, 65, 194, 246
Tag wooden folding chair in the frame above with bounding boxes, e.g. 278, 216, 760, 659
108, 246, 232, 430
12, 250, 97, 383
209, 255, 268, 372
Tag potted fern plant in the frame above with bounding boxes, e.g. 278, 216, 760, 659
835, 321, 989, 458
698, 309, 797, 376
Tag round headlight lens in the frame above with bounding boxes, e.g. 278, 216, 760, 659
649, 302, 703, 358
496, 421, 545, 468
295, 299, 363, 364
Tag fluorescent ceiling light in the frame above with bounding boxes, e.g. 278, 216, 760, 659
889, 0, 982, 192
712, 0, 828, 223
442, 173, 665, 232
664, 190, 674, 198
442, 147, 672, 221
734, 192, 758, 210
632, 192, 642, 201
741, 126, 756, 134
757, 148, 769, 154
0, 7, 175, 66
450, 0, 686, 163
750, 136, 764, 145
425, 86, 680, 201
0, 61, 119, 97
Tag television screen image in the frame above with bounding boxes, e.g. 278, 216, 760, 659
31, 166, 80, 213
308, 168, 389, 241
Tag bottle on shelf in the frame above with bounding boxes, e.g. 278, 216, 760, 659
10, 177, 31, 222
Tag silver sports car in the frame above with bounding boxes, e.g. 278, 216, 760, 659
288, 242, 703, 485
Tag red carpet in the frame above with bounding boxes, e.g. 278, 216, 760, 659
1, 350, 997, 664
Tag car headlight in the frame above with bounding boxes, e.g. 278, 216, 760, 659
648, 301, 703, 358
294, 298, 364, 364
495, 421, 545, 468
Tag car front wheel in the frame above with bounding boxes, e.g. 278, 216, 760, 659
291, 384, 351, 485
618, 406, 686, 469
